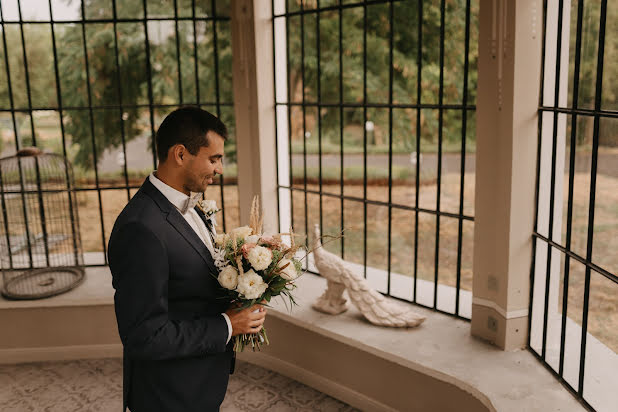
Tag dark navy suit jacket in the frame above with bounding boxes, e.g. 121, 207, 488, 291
108, 178, 233, 412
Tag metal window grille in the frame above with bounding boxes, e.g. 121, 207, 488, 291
273, 0, 477, 319
529, 1, 617, 410
0, 0, 236, 267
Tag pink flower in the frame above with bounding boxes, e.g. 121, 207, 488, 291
241, 243, 257, 259
259, 235, 282, 249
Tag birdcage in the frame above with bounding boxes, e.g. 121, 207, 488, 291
0, 147, 84, 300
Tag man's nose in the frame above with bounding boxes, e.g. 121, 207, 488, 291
215, 162, 223, 175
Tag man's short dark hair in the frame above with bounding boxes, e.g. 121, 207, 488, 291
156, 106, 228, 162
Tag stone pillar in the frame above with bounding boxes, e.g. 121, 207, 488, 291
231, 0, 278, 233
471, 0, 543, 350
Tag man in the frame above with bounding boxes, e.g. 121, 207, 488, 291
108, 107, 266, 412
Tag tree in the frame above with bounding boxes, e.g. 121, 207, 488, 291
0, 24, 57, 147
55, 0, 233, 168
568, 0, 618, 147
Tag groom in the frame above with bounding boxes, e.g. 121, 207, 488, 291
108, 107, 267, 412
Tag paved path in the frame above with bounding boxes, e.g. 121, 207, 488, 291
95, 134, 618, 177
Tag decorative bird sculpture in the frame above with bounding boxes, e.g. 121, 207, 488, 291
312, 225, 425, 328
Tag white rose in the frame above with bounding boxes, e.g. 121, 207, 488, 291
247, 245, 273, 271
201, 199, 218, 214
236, 269, 268, 300
218, 265, 238, 290
245, 235, 260, 244
277, 258, 299, 280
230, 226, 253, 241
215, 233, 226, 247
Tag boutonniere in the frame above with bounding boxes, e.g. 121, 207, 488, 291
196, 197, 220, 219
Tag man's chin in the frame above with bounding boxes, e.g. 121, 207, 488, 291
186, 184, 207, 193
190, 177, 214, 193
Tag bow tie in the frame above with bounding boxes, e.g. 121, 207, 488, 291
179, 193, 202, 214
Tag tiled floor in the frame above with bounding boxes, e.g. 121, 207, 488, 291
0, 358, 357, 412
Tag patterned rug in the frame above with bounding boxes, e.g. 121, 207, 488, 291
0, 358, 357, 412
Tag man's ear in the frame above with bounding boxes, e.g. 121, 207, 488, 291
171, 144, 186, 166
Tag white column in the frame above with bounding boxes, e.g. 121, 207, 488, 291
231, 0, 279, 233
471, 0, 543, 350
273, 0, 291, 235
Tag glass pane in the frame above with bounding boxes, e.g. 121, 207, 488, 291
557, 256, 585, 390
365, 3, 389, 105
147, 20, 181, 105
49, 0, 80, 21
576, 0, 601, 110
342, 198, 364, 268
117, 1, 144, 19
216, 20, 233, 104
601, 0, 617, 111
583, 272, 618, 411
436, 216, 459, 314
393, 0, 419, 105
458, 219, 474, 318
84, 0, 113, 20
302, 12, 318, 103
318, 10, 339, 104
391, 207, 415, 278
416, 212, 436, 308
1, 0, 20, 21
365, 107, 388, 203
592, 117, 617, 275
439, 110, 463, 215
418, 109, 438, 211
341, 7, 362, 104
320, 192, 344, 257
77, 189, 104, 254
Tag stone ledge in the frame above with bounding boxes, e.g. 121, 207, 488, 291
0, 265, 114, 309
252, 272, 585, 412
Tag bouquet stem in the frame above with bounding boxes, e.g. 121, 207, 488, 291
233, 327, 270, 352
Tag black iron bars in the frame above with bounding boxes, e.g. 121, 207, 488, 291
0, 0, 233, 265
273, 0, 475, 321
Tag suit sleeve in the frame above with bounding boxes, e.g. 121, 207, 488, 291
108, 221, 229, 360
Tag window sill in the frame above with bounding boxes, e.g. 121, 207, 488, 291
247, 272, 585, 412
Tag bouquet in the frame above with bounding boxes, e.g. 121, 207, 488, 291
212, 197, 303, 352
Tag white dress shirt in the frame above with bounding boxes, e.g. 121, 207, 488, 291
149, 172, 232, 344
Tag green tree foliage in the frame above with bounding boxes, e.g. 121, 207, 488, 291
0, 24, 57, 147
55, 0, 233, 167
286, 0, 479, 151
0, 0, 232, 166
567, 0, 618, 146
57, 20, 146, 167
0, 25, 57, 110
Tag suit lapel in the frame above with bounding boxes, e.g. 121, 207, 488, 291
166, 210, 218, 274
139, 177, 218, 274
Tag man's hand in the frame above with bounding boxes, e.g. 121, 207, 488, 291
225, 304, 267, 336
